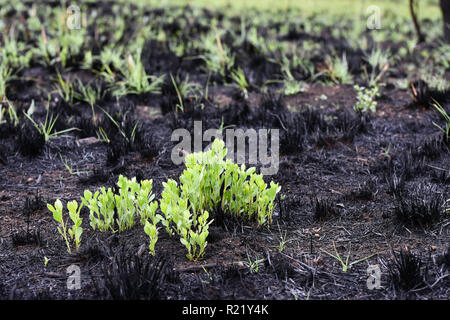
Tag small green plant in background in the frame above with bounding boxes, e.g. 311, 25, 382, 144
278, 55, 310, 95
59, 153, 91, 176
326, 53, 353, 84
99, 107, 139, 145
23, 100, 79, 142
363, 47, 390, 86
321, 242, 376, 272
432, 101, 450, 142
353, 85, 380, 113
199, 30, 235, 80
230, 67, 250, 99
54, 71, 74, 104
74, 79, 103, 123
1, 34, 33, 70
143, 221, 159, 256
114, 49, 165, 96
0, 100, 19, 126
47, 199, 83, 253
242, 252, 265, 274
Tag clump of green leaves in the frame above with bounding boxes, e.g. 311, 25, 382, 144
1, 33, 33, 70
327, 53, 353, 84
363, 47, 390, 86
143, 221, 159, 256
353, 85, 380, 113
159, 139, 281, 261
23, 100, 79, 141
81, 175, 158, 233
322, 241, 376, 272
113, 49, 164, 96
47, 199, 83, 253
231, 67, 249, 99
199, 31, 235, 80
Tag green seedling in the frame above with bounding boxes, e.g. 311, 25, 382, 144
23, 102, 78, 142
1, 33, 32, 69
0, 100, 19, 126
363, 48, 390, 86
326, 53, 353, 84
143, 221, 159, 256
199, 30, 235, 80
74, 79, 103, 123
54, 70, 74, 104
82, 188, 115, 232
114, 49, 165, 96
321, 242, 376, 272
43, 256, 50, 266
277, 224, 288, 253
170, 73, 185, 114
47, 199, 83, 253
353, 85, 380, 113
96, 126, 111, 144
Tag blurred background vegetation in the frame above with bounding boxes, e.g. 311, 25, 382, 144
141, 0, 442, 18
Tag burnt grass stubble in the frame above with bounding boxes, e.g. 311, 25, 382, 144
0, 2, 449, 300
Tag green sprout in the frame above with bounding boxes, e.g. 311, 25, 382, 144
353, 85, 380, 113
23, 101, 79, 142
432, 101, 450, 142
59, 153, 90, 176
47, 199, 83, 253
363, 47, 390, 86
230, 67, 249, 99
242, 252, 265, 274
74, 79, 103, 123
0, 100, 19, 126
113, 49, 165, 96
326, 53, 353, 84
99, 107, 139, 145
54, 70, 74, 104
321, 242, 376, 272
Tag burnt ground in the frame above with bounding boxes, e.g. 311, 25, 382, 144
0, 2, 449, 301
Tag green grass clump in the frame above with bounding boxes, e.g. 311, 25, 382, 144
81, 175, 158, 233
